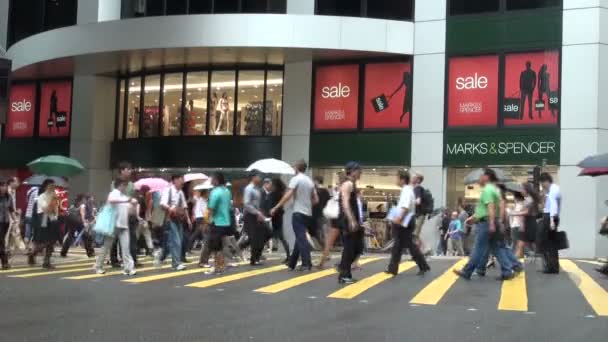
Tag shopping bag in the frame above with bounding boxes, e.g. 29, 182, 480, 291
371, 94, 390, 113
534, 99, 546, 111
47, 118, 54, 128
556, 231, 569, 250
323, 197, 339, 219
548, 91, 559, 110
56, 112, 67, 127
93, 205, 117, 237
502, 97, 520, 119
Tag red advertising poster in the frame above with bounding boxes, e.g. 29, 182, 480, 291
502, 50, 559, 126
314, 64, 359, 130
38, 81, 72, 137
5, 84, 36, 137
447, 55, 499, 127
363, 62, 411, 129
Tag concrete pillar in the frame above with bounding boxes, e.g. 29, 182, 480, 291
411, 0, 447, 207
0, 0, 8, 50
69, 74, 116, 202
560, 0, 608, 258
78, 0, 121, 25
287, 0, 314, 15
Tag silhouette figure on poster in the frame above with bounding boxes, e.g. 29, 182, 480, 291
388, 71, 412, 123
519, 61, 536, 120
48, 90, 58, 133
538, 64, 557, 119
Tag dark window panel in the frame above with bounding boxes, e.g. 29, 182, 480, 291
449, 0, 499, 15
166, 0, 188, 15
146, 0, 164, 16
242, 0, 268, 13
506, 0, 561, 10
366, 0, 413, 21
190, 0, 213, 13
43, 0, 77, 30
268, 0, 287, 13
214, 0, 240, 13
8, 0, 44, 45
316, 0, 362, 17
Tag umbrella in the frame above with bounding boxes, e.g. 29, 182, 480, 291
134, 177, 169, 192
503, 182, 523, 194
193, 180, 213, 191
578, 153, 608, 168
464, 168, 513, 185
578, 167, 608, 177
23, 175, 69, 188
27, 155, 84, 177
246, 158, 295, 175
184, 173, 209, 183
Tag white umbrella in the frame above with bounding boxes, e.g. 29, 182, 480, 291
184, 173, 209, 183
193, 180, 213, 191
246, 158, 295, 175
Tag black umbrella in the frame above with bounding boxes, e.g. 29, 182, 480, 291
578, 153, 608, 168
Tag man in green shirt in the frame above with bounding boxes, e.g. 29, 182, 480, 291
454, 168, 516, 281
206, 172, 232, 274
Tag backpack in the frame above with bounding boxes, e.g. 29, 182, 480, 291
420, 187, 434, 215
66, 206, 82, 226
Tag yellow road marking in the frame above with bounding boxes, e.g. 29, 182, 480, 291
576, 260, 605, 266
254, 257, 383, 294
123, 261, 251, 283
10, 261, 154, 278
328, 261, 416, 299
185, 265, 288, 289
498, 270, 528, 311
410, 258, 468, 305
63, 261, 195, 280
562, 260, 608, 316
0, 260, 95, 274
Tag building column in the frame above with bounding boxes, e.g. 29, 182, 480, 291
77, 0, 121, 25
69, 74, 116, 202
411, 0, 447, 206
0, 0, 8, 50
560, 1, 608, 258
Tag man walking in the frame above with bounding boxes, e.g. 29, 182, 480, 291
519, 61, 537, 120
158, 174, 190, 271
243, 171, 268, 266
540, 173, 561, 274
271, 159, 318, 271
111, 162, 137, 268
312, 176, 330, 250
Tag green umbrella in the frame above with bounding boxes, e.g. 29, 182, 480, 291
27, 155, 84, 177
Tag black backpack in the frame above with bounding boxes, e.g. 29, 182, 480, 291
420, 187, 434, 215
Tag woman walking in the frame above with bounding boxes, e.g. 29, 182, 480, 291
28, 179, 61, 269
268, 178, 290, 263
0, 180, 16, 269
513, 183, 540, 258
508, 192, 525, 252
318, 175, 346, 269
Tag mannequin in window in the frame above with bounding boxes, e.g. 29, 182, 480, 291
519, 61, 536, 120
388, 71, 412, 123
215, 92, 230, 134
211, 92, 218, 133
537, 64, 557, 119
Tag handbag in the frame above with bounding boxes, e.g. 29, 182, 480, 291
93, 204, 117, 237
534, 99, 546, 111
371, 94, 390, 113
556, 230, 569, 250
323, 197, 339, 219
56, 112, 68, 128
502, 93, 520, 119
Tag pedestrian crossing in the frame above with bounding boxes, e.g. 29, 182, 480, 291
2, 255, 607, 317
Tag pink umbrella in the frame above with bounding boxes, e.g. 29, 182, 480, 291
134, 177, 169, 192
578, 167, 608, 177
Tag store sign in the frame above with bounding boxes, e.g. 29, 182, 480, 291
314, 65, 359, 130
444, 132, 560, 166
502, 50, 560, 126
447, 55, 499, 127
363, 62, 412, 129
5, 84, 36, 138
38, 81, 72, 137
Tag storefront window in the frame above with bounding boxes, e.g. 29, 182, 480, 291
242, 0, 267, 13
8, 0, 78, 47
162, 73, 184, 136
117, 80, 125, 140
184, 72, 209, 136
215, 0, 240, 13
506, 0, 561, 10
126, 77, 141, 139
43, 0, 77, 30
367, 0, 413, 21
265, 70, 283, 136
449, 0, 500, 15
166, 0, 187, 15
142, 75, 161, 137
210, 71, 236, 135
237, 71, 265, 136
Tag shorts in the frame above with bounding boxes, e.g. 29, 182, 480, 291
414, 215, 426, 238
209, 224, 230, 252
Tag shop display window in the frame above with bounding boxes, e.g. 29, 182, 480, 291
184, 72, 209, 136
237, 71, 265, 136
265, 71, 283, 136
449, 0, 500, 15
210, 71, 236, 136
117, 80, 126, 140
162, 73, 184, 136
126, 77, 141, 139
142, 75, 161, 137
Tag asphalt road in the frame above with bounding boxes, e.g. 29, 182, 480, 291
1, 251, 607, 342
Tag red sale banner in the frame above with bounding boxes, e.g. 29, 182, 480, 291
314, 65, 359, 130
5, 84, 36, 138
447, 55, 499, 127
38, 81, 72, 137
363, 62, 411, 129
502, 50, 559, 126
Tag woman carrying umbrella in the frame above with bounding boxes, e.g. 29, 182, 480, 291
28, 179, 61, 269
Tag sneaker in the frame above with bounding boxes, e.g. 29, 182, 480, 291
228, 263, 239, 268
199, 263, 212, 268
338, 277, 356, 284
453, 269, 471, 280
204, 268, 224, 275
123, 269, 137, 276
175, 264, 187, 271
95, 268, 106, 275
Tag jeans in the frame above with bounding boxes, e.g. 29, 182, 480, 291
24, 217, 33, 240
163, 220, 184, 268
288, 213, 313, 269
463, 221, 514, 278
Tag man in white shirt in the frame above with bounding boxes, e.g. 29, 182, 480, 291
540, 172, 561, 274
157, 175, 190, 271
386, 170, 430, 276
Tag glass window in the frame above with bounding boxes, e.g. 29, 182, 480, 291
449, 0, 499, 15
8, 0, 44, 46
242, 0, 267, 13
146, 0, 164, 16
185, 72, 209, 136
43, 0, 77, 30
126, 77, 141, 139
265, 70, 283, 136
117, 80, 126, 140
316, 0, 361, 17
237, 71, 265, 136
210, 71, 236, 135
142, 75, 161, 137
506, 0, 561, 10
190, 0, 213, 13
162, 73, 184, 136
366, 0, 413, 21
214, 0, 239, 13
268, 0, 287, 13
166, 0, 188, 15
